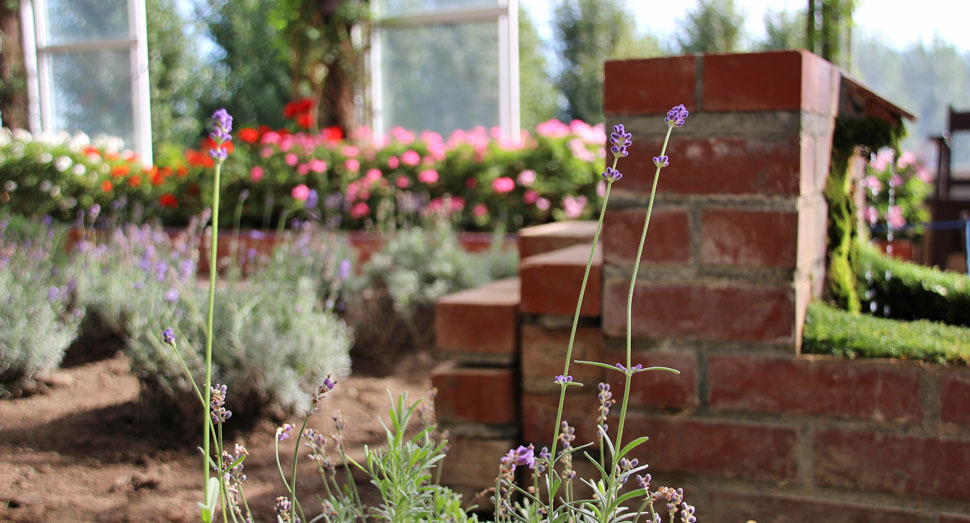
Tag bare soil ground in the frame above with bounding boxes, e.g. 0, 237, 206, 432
0, 346, 435, 522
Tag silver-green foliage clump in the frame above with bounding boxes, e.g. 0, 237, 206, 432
72, 218, 355, 426
0, 216, 82, 396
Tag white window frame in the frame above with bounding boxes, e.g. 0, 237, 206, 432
370, 0, 519, 142
21, 0, 152, 164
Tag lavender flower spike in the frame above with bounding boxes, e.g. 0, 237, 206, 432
602, 166, 623, 182
162, 328, 175, 345
665, 104, 689, 127
209, 108, 233, 160
554, 375, 573, 385
610, 124, 633, 158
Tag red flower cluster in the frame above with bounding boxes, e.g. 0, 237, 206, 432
283, 98, 315, 129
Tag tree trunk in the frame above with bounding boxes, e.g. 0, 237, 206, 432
0, 2, 28, 129
316, 0, 358, 135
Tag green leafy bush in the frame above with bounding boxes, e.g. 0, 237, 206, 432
861, 148, 932, 240
0, 216, 82, 396
348, 221, 518, 374
855, 242, 970, 327
802, 301, 970, 364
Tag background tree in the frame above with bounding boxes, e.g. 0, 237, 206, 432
271, 0, 370, 134
199, 0, 291, 129
0, 0, 27, 129
518, 6, 558, 130
676, 0, 745, 53
807, 0, 856, 67
759, 7, 806, 51
146, 0, 215, 150
553, 0, 659, 123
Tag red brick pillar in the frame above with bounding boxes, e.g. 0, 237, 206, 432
602, 50, 838, 351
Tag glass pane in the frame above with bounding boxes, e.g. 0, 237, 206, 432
380, 22, 498, 135
378, 0, 498, 17
50, 50, 133, 146
45, 0, 129, 45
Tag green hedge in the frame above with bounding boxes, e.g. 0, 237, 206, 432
855, 242, 970, 327
802, 301, 970, 364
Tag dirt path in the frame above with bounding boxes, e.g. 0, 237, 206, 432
0, 350, 434, 522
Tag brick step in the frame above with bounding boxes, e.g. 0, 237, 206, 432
435, 277, 520, 364
517, 220, 597, 259
520, 242, 602, 317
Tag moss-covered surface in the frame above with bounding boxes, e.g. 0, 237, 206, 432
802, 301, 970, 365
855, 242, 970, 327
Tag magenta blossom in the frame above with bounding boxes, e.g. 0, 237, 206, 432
418, 169, 439, 184
492, 176, 515, 193
291, 184, 310, 201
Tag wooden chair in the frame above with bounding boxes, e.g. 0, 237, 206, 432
932, 106, 970, 199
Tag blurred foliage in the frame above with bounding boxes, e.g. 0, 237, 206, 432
518, 6, 559, 131
759, 7, 806, 51
553, 0, 662, 123
676, 0, 745, 53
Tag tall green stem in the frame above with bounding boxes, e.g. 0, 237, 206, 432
547, 176, 615, 512
614, 125, 673, 463
203, 159, 223, 516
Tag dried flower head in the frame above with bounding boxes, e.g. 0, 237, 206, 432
210, 384, 231, 424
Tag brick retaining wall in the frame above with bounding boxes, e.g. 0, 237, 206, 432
432, 51, 970, 520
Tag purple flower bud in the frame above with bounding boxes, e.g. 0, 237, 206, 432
305, 189, 318, 209
88, 204, 100, 222
665, 104, 689, 127
653, 155, 669, 168
338, 259, 351, 281
47, 286, 60, 302
210, 108, 233, 142
278, 423, 294, 441
164, 288, 179, 303
601, 166, 622, 182
610, 124, 632, 158
162, 328, 175, 345
209, 147, 228, 161
554, 375, 573, 385
500, 444, 535, 469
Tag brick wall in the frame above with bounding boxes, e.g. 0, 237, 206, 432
432, 51, 970, 521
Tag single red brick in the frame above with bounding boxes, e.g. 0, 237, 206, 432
435, 277, 520, 359
707, 489, 920, 523
703, 51, 803, 112
604, 349, 697, 409
520, 392, 601, 446
603, 281, 795, 342
520, 243, 601, 317
518, 220, 597, 260
431, 362, 518, 425
619, 137, 803, 197
814, 429, 970, 502
604, 56, 697, 115
521, 325, 604, 384
701, 209, 798, 268
603, 208, 690, 266
942, 370, 970, 426
624, 415, 799, 482
708, 354, 922, 422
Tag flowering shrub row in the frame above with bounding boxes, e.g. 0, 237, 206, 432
862, 147, 932, 240
0, 120, 607, 232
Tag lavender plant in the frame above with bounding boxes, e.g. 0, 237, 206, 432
0, 215, 82, 397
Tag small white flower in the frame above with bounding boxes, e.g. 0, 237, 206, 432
50, 185, 61, 197
39, 180, 52, 192
38, 152, 53, 164
71, 164, 87, 176
12, 129, 32, 142
3, 180, 17, 191
54, 156, 72, 172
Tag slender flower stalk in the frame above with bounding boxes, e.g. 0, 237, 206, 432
613, 104, 688, 463
202, 108, 232, 522
546, 123, 629, 513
